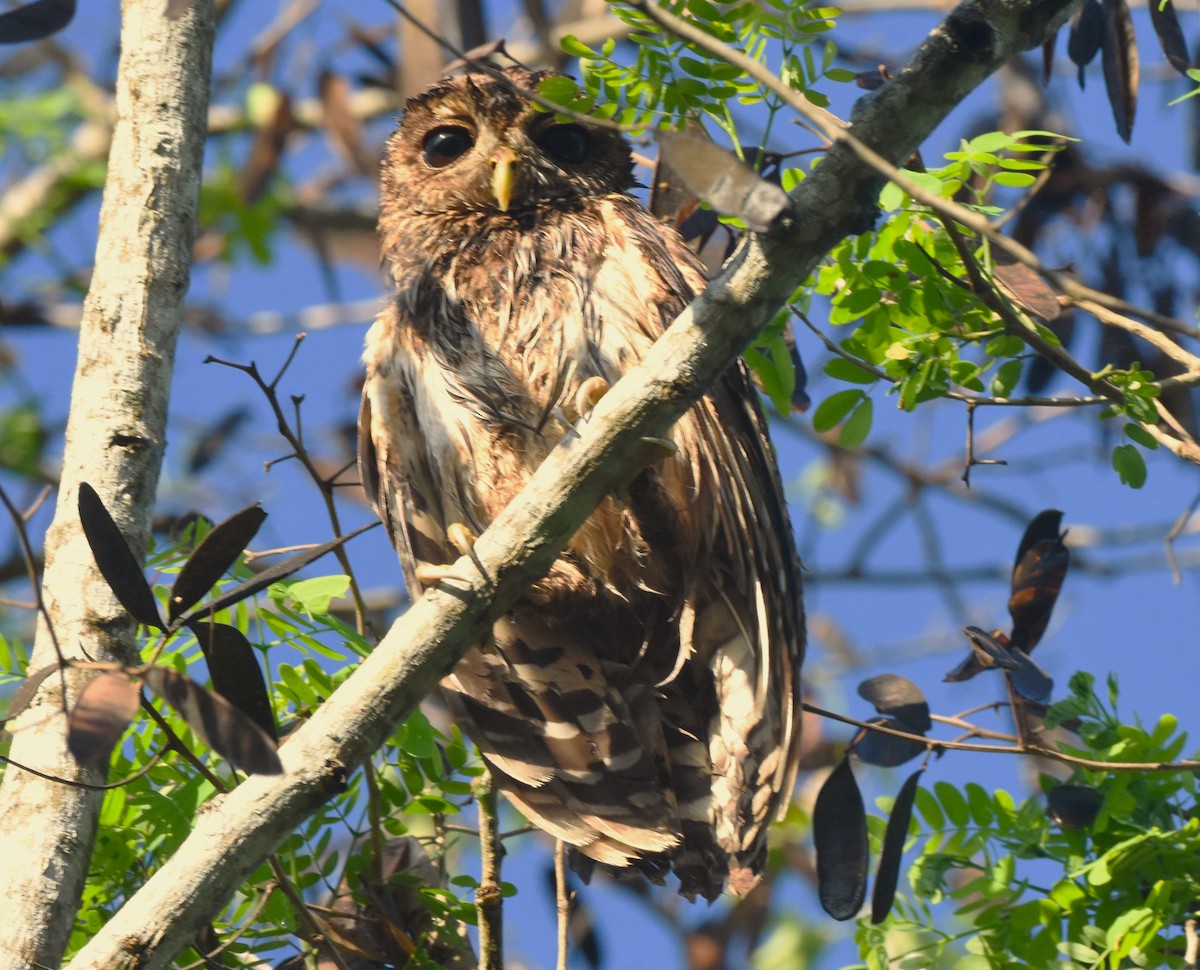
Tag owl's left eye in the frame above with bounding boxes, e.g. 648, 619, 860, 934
422, 126, 475, 168
536, 124, 590, 165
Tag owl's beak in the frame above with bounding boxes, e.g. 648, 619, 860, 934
490, 147, 518, 212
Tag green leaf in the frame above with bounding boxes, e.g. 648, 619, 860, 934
824, 357, 877, 384
0, 404, 45, 476
560, 35, 595, 58
840, 287, 884, 315
965, 783, 993, 825
934, 781, 969, 827
838, 397, 873, 448
280, 575, 350, 615
1111, 444, 1147, 488
985, 335, 1025, 358
403, 711, 437, 760
1124, 423, 1159, 449
991, 171, 1037, 188
678, 56, 711, 78
686, 0, 722, 19
1058, 942, 1102, 962
879, 181, 906, 212
991, 359, 1023, 397
537, 75, 580, 106
966, 131, 1016, 153
781, 167, 805, 192
913, 785, 945, 829
812, 389, 864, 432
997, 157, 1050, 171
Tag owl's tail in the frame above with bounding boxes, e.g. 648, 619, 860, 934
440, 596, 794, 902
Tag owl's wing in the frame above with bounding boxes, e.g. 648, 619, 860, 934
617, 199, 805, 887
697, 362, 805, 887
358, 306, 451, 597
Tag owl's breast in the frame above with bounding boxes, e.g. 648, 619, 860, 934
374, 201, 712, 590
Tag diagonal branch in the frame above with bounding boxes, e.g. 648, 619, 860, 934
63, 1, 1081, 966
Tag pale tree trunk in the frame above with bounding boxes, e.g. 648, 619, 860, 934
0, 3, 214, 968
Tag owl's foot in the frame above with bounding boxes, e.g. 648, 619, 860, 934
413, 523, 484, 587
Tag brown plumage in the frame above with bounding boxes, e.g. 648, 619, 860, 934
359, 67, 804, 901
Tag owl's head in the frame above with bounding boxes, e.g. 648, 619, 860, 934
380, 67, 636, 225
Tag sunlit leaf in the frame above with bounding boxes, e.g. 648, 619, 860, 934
67, 673, 139, 768
187, 620, 277, 742
142, 666, 282, 775
1046, 784, 1103, 829
872, 768, 924, 923
78, 483, 164, 630
813, 756, 868, 919
169, 504, 266, 623
0, 0, 74, 44
857, 674, 930, 732
1112, 443, 1147, 487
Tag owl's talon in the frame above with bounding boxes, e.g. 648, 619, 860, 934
446, 522, 478, 557
574, 376, 610, 420
415, 562, 466, 586
639, 436, 678, 462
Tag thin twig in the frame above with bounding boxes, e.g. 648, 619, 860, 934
803, 701, 1200, 772
0, 484, 64, 665
1165, 491, 1200, 586
174, 883, 278, 970
475, 769, 504, 970
205, 343, 373, 633
0, 745, 168, 791
555, 840, 569, 970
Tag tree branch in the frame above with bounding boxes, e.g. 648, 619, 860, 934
62, 1, 1080, 966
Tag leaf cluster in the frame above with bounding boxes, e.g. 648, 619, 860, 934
50, 488, 491, 966
561, 0, 846, 146
859, 678, 1199, 970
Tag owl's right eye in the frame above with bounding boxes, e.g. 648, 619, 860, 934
422, 126, 475, 168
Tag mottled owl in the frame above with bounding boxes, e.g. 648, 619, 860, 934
359, 66, 804, 901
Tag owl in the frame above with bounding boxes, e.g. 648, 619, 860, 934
359, 66, 804, 901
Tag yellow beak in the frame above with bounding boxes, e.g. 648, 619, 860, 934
490, 147, 518, 212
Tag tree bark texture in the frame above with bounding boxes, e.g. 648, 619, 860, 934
0, 3, 215, 969
61, 0, 1081, 966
